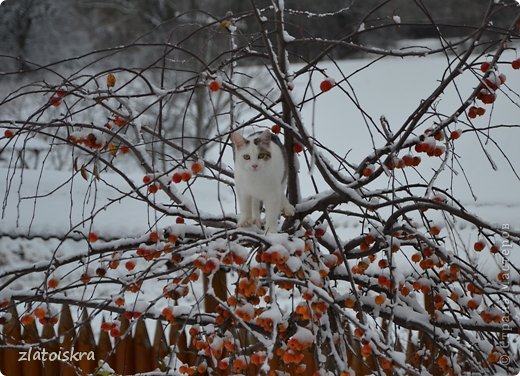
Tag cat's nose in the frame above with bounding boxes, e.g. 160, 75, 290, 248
251, 164, 258, 170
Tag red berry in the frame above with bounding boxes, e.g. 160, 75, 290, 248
176, 217, 185, 224
433, 131, 444, 141
114, 115, 127, 127
172, 173, 182, 184
89, 232, 98, 242
56, 89, 67, 97
450, 129, 462, 140
320, 78, 334, 92
402, 154, 414, 166
4, 129, 14, 138
125, 261, 136, 270
181, 170, 192, 182
480, 62, 491, 73
271, 124, 281, 134
148, 184, 159, 193
468, 106, 478, 119
292, 143, 303, 153
481, 93, 496, 104
433, 146, 445, 157
49, 96, 62, 107
498, 74, 506, 85
143, 175, 152, 184
474, 241, 485, 252
362, 166, 373, 177
512, 59, 520, 70
208, 80, 222, 92
476, 107, 485, 116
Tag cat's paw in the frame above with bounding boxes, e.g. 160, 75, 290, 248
251, 218, 263, 228
283, 204, 295, 217
238, 218, 252, 227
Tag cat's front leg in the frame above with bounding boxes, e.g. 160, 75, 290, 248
251, 198, 262, 228
264, 196, 282, 233
237, 192, 253, 227
282, 195, 295, 217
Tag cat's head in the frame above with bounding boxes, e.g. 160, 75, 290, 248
231, 129, 274, 173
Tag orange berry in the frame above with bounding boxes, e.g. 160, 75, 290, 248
80, 273, 91, 284
362, 166, 373, 177
149, 231, 159, 242
344, 297, 355, 308
374, 294, 386, 305
34, 307, 46, 319
106, 72, 116, 88
437, 355, 449, 369
271, 124, 281, 134
47, 278, 59, 289
191, 161, 204, 174
20, 314, 34, 326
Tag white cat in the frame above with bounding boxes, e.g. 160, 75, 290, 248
231, 129, 295, 232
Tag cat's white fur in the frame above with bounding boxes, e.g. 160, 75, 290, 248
231, 129, 295, 232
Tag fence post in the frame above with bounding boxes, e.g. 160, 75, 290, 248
3, 303, 22, 376
203, 270, 228, 314
134, 318, 152, 372
76, 309, 96, 374
152, 321, 169, 371
169, 322, 190, 365
58, 304, 76, 376
114, 316, 134, 375
41, 322, 60, 376
21, 319, 42, 376
96, 321, 115, 371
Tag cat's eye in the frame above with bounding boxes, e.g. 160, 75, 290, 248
258, 153, 270, 160
243, 154, 251, 160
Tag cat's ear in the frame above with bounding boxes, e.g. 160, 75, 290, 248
231, 132, 247, 148
258, 129, 272, 146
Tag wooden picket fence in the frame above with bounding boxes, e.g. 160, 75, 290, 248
1, 279, 518, 376
0, 300, 492, 376
0, 303, 193, 376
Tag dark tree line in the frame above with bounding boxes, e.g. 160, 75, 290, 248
0, 0, 517, 72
